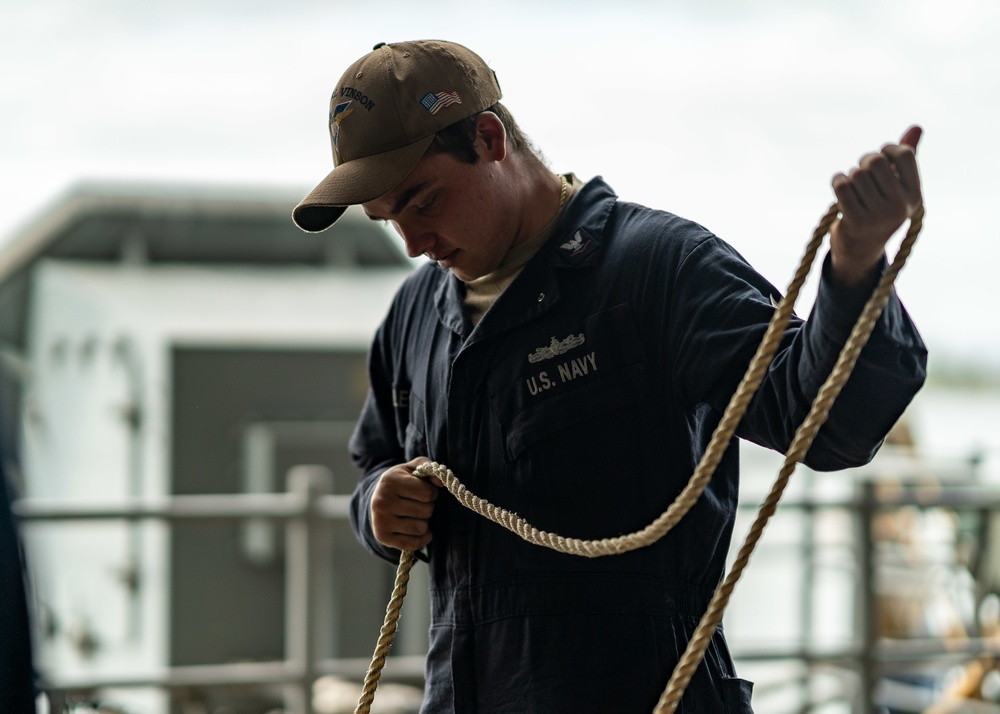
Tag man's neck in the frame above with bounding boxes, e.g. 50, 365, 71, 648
509, 161, 566, 250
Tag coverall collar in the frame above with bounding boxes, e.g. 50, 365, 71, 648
433, 176, 619, 341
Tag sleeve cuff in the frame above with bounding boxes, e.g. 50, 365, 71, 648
813, 251, 926, 355
815, 252, 887, 336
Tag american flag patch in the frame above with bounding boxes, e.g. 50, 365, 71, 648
419, 91, 462, 115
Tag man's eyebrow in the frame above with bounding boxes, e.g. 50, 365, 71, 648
390, 181, 431, 216
364, 180, 431, 222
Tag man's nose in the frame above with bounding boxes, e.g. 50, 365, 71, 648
394, 223, 434, 259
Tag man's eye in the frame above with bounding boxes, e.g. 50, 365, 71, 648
416, 195, 437, 213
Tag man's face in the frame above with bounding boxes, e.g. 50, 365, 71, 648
362, 146, 516, 282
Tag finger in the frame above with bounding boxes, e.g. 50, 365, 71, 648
382, 469, 439, 502
405, 479, 440, 502
391, 497, 436, 520
846, 167, 881, 211
371, 506, 433, 545
371, 488, 436, 525
861, 152, 906, 205
406, 457, 446, 487
390, 516, 431, 537
899, 125, 922, 151
374, 498, 432, 522
832, 172, 865, 217
881, 144, 922, 204
403, 456, 446, 487
403, 456, 431, 471
383, 532, 433, 551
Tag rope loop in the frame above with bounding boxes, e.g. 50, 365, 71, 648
356, 202, 924, 714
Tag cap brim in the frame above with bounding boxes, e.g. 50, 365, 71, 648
292, 135, 436, 233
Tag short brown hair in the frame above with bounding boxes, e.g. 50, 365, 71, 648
428, 102, 542, 164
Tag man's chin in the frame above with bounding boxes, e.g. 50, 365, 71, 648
445, 262, 483, 283
432, 253, 492, 282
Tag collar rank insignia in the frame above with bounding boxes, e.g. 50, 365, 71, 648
560, 232, 585, 253
558, 230, 598, 264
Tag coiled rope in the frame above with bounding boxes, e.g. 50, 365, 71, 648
355, 201, 925, 714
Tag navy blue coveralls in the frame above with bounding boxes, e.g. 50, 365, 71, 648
349, 178, 927, 713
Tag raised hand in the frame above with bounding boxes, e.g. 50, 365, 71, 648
829, 126, 923, 288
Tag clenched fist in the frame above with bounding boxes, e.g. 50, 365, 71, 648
370, 457, 443, 551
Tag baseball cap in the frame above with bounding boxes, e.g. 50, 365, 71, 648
292, 40, 503, 232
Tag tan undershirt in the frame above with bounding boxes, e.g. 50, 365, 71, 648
464, 173, 579, 326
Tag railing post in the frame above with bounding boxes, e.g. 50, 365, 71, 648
46, 689, 68, 713
799, 471, 817, 712
285, 465, 333, 714
857, 480, 878, 713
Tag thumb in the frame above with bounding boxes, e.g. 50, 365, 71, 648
899, 125, 922, 151
408, 457, 445, 487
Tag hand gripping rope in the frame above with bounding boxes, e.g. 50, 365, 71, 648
355, 201, 925, 714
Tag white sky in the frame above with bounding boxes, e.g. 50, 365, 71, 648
2, 0, 998, 369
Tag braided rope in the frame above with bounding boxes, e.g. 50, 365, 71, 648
408, 205, 836, 559
356, 202, 924, 714
355, 549, 416, 714
654, 203, 924, 713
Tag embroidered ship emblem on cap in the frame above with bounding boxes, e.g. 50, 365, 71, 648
419, 91, 462, 115
528, 334, 586, 364
330, 101, 354, 149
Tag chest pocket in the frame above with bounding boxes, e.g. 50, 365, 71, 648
488, 303, 645, 462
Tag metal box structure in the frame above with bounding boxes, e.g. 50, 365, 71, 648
0, 184, 423, 712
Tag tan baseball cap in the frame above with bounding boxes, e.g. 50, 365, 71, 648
292, 40, 503, 232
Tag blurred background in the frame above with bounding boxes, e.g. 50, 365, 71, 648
1, 0, 998, 712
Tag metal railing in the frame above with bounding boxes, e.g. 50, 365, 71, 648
14, 465, 422, 714
14, 448, 1000, 713
728, 446, 999, 713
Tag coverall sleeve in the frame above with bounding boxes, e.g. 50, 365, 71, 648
348, 318, 408, 564
669, 237, 927, 471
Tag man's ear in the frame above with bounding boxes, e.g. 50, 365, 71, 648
474, 111, 508, 162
